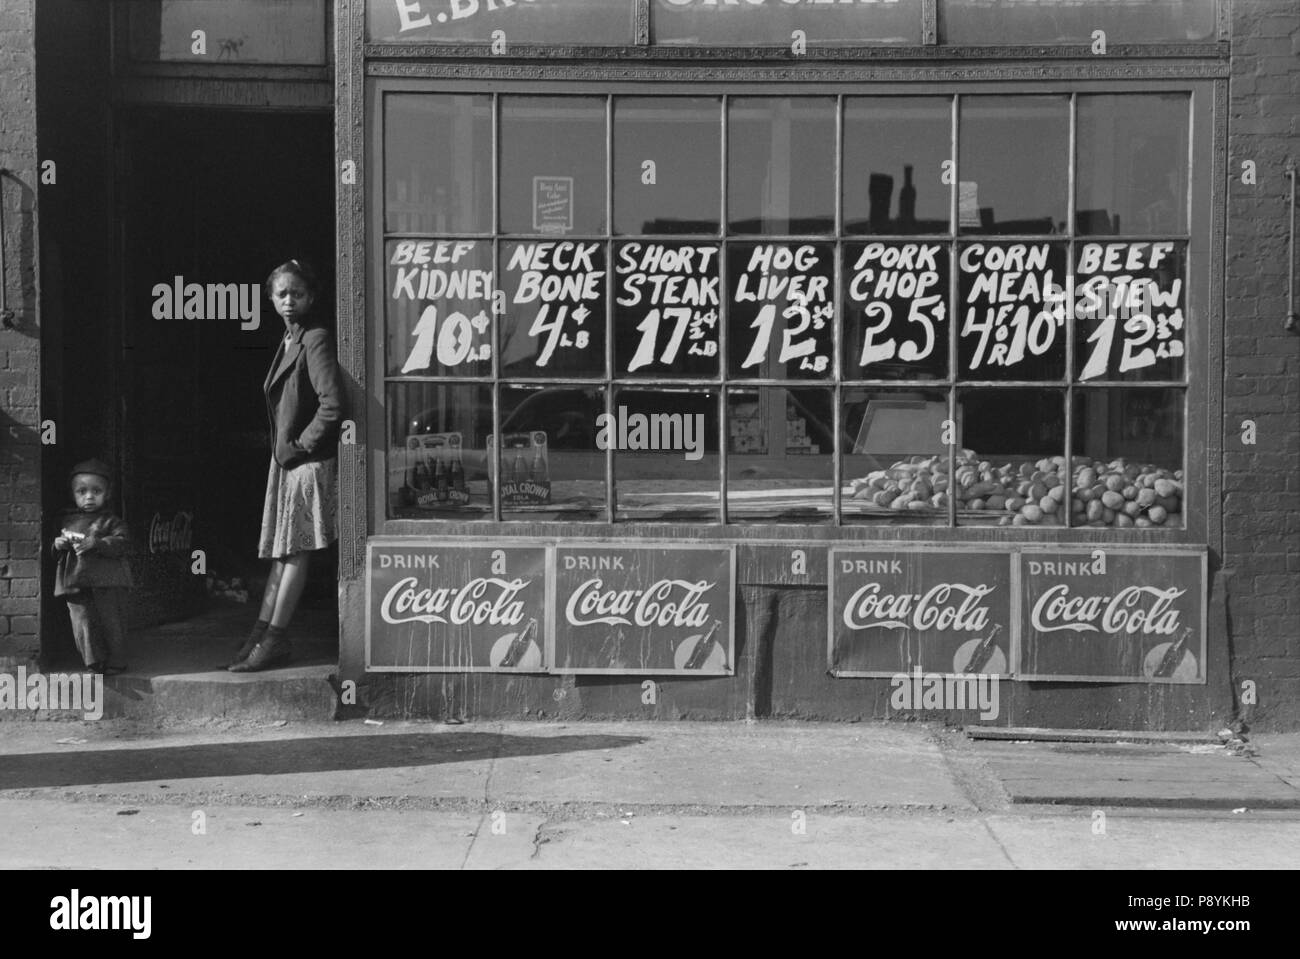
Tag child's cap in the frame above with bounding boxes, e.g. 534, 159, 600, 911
70, 458, 114, 485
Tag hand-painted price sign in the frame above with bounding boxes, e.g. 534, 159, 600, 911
829, 547, 1012, 677
728, 243, 835, 378
551, 544, 735, 675
1073, 242, 1186, 382
366, 541, 548, 672
1017, 548, 1206, 683
958, 242, 1067, 380
615, 242, 720, 376
388, 240, 494, 376
844, 242, 949, 380
502, 241, 606, 377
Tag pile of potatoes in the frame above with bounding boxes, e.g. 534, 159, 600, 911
849, 450, 1182, 528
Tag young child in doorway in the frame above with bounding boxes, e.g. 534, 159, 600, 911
52, 459, 135, 674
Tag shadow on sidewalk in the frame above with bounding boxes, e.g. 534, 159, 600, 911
0, 732, 646, 791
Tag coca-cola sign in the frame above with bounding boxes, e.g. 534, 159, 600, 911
552, 545, 734, 674
1018, 549, 1206, 683
830, 549, 1011, 677
366, 542, 548, 672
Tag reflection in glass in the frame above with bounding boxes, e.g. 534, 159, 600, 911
1071, 388, 1184, 529
844, 98, 952, 235
1077, 94, 1190, 236
388, 383, 492, 519
1073, 242, 1187, 383
843, 241, 950, 380
842, 389, 949, 525
612, 389, 720, 521
500, 241, 607, 378
614, 98, 721, 235
500, 386, 606, 520
129, 0, 328, 63
615, 242, 721, 378
727, 388, 833, 523
958, 97, 1068, 235
727, 243, 836, 380
654, 0, 922, 44
955, 388, 1065, 526
729, 98, 836, 235
385, 95, 492, 234
385, 239, 494, 378
368, 0, 635, 44
501, 97, 606, 235
957, 242, 1068, 381
940, 0, 1216, 44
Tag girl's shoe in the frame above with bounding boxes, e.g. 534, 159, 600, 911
224, 621, 269, 669
228, 636, 292, 673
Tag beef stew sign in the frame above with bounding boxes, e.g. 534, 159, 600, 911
551, 544, 735, 674
1017, 548, 1206, 683
366, 541, 548, 672
829, 548, 1012, 677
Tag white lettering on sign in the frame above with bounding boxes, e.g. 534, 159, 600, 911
380, 576, 528, 626
842, 582, 995, 632
1030, 583, 1185, 635
733, 245, 833, 374
848, 243, 947, 369
959, 243, 1063, 371
564, 577, 714, 629
507, 242, 603, 367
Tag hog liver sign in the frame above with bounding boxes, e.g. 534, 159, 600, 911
551, 544, 735, 674
829, 547, 1012, 677
1017, 548, 1206, 683
366, 541, 548, 672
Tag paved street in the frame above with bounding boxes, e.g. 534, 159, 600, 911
2, 719, 1297, 869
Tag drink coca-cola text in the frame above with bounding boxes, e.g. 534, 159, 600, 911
380, 576, 528, 626
1031, 584, 1185, 635
842, 582, 995, 632
565, 577, 713, 628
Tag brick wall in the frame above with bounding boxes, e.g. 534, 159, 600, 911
0, 0, 41, 665
1224, 0, 1300, 729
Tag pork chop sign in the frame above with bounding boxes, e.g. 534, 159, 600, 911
366, 541, 548, 672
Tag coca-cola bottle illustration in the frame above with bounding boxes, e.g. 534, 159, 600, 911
1153, 626, 1194, 678
433, 452, 448, 502
450, 446, 465, 494
961, 623, 1003, 675
498, 618, 538, 668
684, 618, 724, 670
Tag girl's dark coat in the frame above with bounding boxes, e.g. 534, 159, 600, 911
264, 320, 347, 468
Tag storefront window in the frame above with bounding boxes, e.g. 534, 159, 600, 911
367, 0, 636, 44
127, 0, 328, 63
653, 0, 924, 45
378, 90, 1195, 529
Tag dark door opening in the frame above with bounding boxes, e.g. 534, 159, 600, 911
116, 107, 337, 656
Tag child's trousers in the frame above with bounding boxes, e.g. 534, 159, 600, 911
65, 587, 129, 669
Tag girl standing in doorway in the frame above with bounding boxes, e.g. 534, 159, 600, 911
228, 258, 346, 672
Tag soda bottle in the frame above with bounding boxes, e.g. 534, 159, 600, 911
433, 452, 448, 502
530, 446, 545, 482
412, 455, 430, 492
450, 447, 465, 493
512, 450, 527, 484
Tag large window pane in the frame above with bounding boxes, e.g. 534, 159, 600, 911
1071, 388, 1184, 529
940, 0, 1216, 44
614, 98, 721, 235
959, 96, 1068, 235
385, 94, 492, 234
1077, 94, 1190, 236
613, 389, 720, 521
727, 242, 835, 380
729, 98, 836, 235
844, 97, 952, 235
1073, 242, 1187, 382
727, 388, 833, 523
843, 241, 950, 381
129, 0, 327, 63
955, 389, 1066, 527
842, 388, 949, 526
500, 386, 607, 520
385, 239, 494, 378
388, 383, 492, 519
615, 242, 721, 378
957, 242, 1067, 381
501, 97, 606, 235
500, 241, 607, 378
